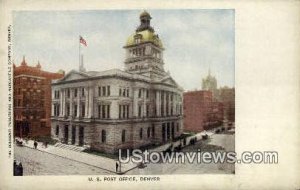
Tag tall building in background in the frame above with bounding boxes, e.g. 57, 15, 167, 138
13, 57, 64, 138
50, 11, 183, 154
201, 69, 235, 122
183, 91, 223, 133
201, 69, 218, 98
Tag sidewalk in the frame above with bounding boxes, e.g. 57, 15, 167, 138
15, 138, 137, 174
14, 129, 218, 174
150, 130, 215, 152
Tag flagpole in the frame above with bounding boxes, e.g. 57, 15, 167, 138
79, 35, 81, 71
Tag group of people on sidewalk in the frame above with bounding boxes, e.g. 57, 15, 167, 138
15, 137, 48, 149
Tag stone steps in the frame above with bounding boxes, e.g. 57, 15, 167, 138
54, 143, 86, 152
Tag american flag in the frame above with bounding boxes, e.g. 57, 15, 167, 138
79, 36, 87, 46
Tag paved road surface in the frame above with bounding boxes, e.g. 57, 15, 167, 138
14, 145, 113, 175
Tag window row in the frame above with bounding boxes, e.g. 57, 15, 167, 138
139, 125, 155, 139
54, 88, 86, 99
119, 87, 129, 97
98, 86, 110, 97
97, 104, 110, 119
119, 105, 129, 119
138, 88, 149, 98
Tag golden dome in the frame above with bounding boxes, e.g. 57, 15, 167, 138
126, 30, 163, 48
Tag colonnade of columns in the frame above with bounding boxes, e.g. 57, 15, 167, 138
52, 87, 94, 118
131, 88, 182, 118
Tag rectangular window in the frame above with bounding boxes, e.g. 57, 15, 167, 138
146, 89, 149, 99
98, 87, 101, 96
126, 89, 129, 97
123, 89, 126, 97
138, 89, 142, 98
67, 104, 70, 116
74, 105, 77, 117
146, 105, 149, 117
102, 105, 106, 118
126, 105, 129, 118
67, 89, 70, 98
82, 88, 85, 97
138, 105, 142, 118
102, 86, 106, 96
119, 88, 122, 96
74, 89, 77, 97
81, 103, 85, 117
119, 105, 121, 118
107, 86, 110, 96
57, 105, 60, 116
107, 105, 110, 118
123, 105, 126, 118
152, 124, 155, 137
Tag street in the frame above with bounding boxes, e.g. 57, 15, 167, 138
14, 145, 113, 175
126, 133, 235, 175
14, 131, 234, 175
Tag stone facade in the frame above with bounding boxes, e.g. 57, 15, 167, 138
51, 11, 183, 154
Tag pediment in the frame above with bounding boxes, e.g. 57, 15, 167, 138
160, 76, 178, 87
59, 70, 89, 82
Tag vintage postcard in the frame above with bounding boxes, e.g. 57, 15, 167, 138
0, 0, 299, 189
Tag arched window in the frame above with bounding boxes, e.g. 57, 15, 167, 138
139, 128, 143, 139
147, 127, 150, 138
101, 130, 106, 143
122, 130, 126, 143
55, 125, 59, 136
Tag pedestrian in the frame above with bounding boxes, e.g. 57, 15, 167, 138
18, 163, 23, 176
13, 160, 17, 176
116, 162, 119, 173
45, 141, 48, 148
34, 141, 38, 149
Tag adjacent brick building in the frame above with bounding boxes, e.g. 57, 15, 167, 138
217, 87, 235, 122
183, 90, 223, 133
14, 57, 64, 138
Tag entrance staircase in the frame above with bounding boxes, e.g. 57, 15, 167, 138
54, 143, 86, 152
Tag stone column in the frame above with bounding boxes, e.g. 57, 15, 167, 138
59, 125, 64, 142
62, 89, 66, 117
174, 94, 176, 115
77, 88, 80, 118
51, 103, 55, 116
143, 89, 146, 117
164, 91, 167, 117
88, 87, 94, 118
68, 125, 72, 144
70, 89, 73, 117
133, 88, 138, 117
84, 87, 88, 118
75, 125, 79, 145
156, 90, 161, 116
59, 89, 63, 117
169, 92, 172, 116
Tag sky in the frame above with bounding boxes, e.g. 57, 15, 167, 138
13, 9, 234, 91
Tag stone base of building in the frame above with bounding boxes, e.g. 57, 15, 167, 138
51, 118, 183, 154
